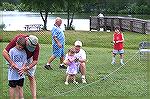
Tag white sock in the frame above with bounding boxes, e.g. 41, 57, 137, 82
81, 75, 85, 79
120, 59, 123, 63
112, 57, 115, 62
46, 63, 50, 65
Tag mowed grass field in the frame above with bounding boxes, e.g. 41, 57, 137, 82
0, 30, 149, 99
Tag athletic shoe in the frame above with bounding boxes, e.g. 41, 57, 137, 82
73, 81, 78, 84
65, 82, 69, 85
120, 62, 124, 65
44, 64, 52, 70
59, 64, 67, 69
111, 61, 116, 65
82, 78, 87, 83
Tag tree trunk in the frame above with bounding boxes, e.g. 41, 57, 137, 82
69, 12, 74, 30
40, 10, 48, 30
67, 2, 70, 30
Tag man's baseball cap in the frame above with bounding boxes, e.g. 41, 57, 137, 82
26, 35, 38, 52
74, 40, 82, 47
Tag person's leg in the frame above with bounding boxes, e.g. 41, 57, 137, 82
60, 56, 64, 65
60, 56, 67, 69
111, 49, 117, 65
9, 80, 16, 99
15, 86, 19, 99
9, 87, 15, 99
17, 78, 24, 99
47, 55, 56, 65
28, 76, 36, 99
65, 74, 69, 85
119, 49, 124, 65
44, 55, 56, 70
59, 47, 66, 69
18, 86, 24, 99
79, 62, 87, 83
120, 53, 124, 65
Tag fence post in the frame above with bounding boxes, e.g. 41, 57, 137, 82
119, 18, 122, 31
130, 20, 133, 32
110, 18, 114, 31
90, 16, 92, 31
104, 17, 107, 31
141, 22, 146, 34
97, 17, 100, 31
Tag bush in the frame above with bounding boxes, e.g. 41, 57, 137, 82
2, 2, 16, 11
0, 24, 5, 30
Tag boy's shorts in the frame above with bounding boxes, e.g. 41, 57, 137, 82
52, 45, 65, 57
8, 78, 24, 87
26, 58, 36, 77
113, 49, 124, 54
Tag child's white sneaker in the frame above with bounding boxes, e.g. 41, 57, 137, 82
120, 62, 124, 65
111, 61, 116, 65
65, 82, 69, 85
82, 78, 87, 83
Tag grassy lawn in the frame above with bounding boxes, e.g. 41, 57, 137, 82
0, 30, 149, 99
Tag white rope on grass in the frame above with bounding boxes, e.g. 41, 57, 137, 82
102, 50, 139, 80
53, 50, 139, 97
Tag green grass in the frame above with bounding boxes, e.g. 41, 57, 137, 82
0, 30, 149, 99
1, 30, 149, 49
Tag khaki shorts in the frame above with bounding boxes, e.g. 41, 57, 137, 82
26, 58, 36, 77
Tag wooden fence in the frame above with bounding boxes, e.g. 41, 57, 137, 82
90, 16, 150, 34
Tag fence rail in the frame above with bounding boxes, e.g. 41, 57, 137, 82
90, 16, 150, 34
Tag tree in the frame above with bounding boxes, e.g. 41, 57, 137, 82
21, 0, 63, 30
63, 0, 96, 30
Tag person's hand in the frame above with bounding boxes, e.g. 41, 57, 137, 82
58, 42, 62, 48
18, 66, 29, 76
11, 63, 19, 70
68, 57, 75, 62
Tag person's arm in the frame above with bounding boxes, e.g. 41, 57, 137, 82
2, 49, 19, 70
113, 33, 116, 43
63, 59, 70, 65
78, 50, 86, 63
53, 36, 62, 48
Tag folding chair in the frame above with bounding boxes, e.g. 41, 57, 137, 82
139, 41, 150, 61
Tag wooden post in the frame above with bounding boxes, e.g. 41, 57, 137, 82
141, 22, 146, 34
110, 18, 114, 31
104, 17, 107, 31
130, 20, 133, 32
90, 16, 92, 31
97, 17, 100, 31
119, 18, 122, 31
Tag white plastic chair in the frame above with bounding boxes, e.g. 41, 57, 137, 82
139, 41, 150, 61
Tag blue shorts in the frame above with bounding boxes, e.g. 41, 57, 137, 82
113, 49, 124, 54
52, 45, 65, 57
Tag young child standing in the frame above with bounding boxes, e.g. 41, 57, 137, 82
111, 26, 125, 65
63, 48, 78, 85
8, 37, 27, 99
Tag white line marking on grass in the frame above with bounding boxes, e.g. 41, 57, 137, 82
53, 50, 139, 97
103, 50, 139, 79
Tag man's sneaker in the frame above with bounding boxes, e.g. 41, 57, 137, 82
111, 61, 116, 65
73, 81, 78, 84
82, 78, 87, 83
65, 82, 69, 85
59, 64, 67, 69
44, 64, 52, 70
